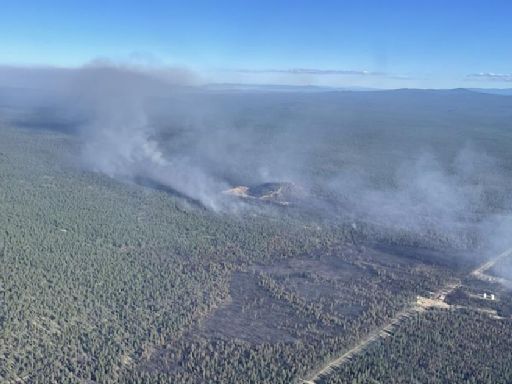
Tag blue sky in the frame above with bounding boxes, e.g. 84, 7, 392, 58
1, 0, 511, 88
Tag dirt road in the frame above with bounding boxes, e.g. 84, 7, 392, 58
471, 247, 512, 284
302, 247, 512, 384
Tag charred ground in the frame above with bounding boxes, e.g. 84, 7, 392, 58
1, 88, 512, 383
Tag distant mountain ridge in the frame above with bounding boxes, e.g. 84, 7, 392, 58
467, 88, 512, 96
201, 83, 378, 92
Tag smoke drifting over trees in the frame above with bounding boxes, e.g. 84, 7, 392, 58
70, 65, 234, 211
1, 63, 511, 250
2, 63, 512, 384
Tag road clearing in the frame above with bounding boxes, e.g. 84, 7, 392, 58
302, 247, 512, 384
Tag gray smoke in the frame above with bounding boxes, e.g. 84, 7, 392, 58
70, 64, 237, 211
328, 147, 512, 249
1, 63, 511, 253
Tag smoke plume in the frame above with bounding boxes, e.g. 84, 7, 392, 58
1, 63, 511, 252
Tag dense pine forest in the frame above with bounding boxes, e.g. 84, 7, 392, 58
2, 88, 512, 383
321, 310, 512, 384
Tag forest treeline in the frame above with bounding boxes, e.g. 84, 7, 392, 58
1, 125, 511, 383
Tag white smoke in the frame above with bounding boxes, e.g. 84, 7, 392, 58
74, 63, 232, 211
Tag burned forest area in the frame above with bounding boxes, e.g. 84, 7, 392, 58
1, 86, 512, 384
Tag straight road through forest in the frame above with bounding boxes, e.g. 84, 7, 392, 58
302, 247, 512, 384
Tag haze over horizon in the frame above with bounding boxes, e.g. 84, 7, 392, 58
1, 0, 512, 89
3, 2, 512, 384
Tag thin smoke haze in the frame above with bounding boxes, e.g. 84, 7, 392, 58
1, 63, 511, 255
